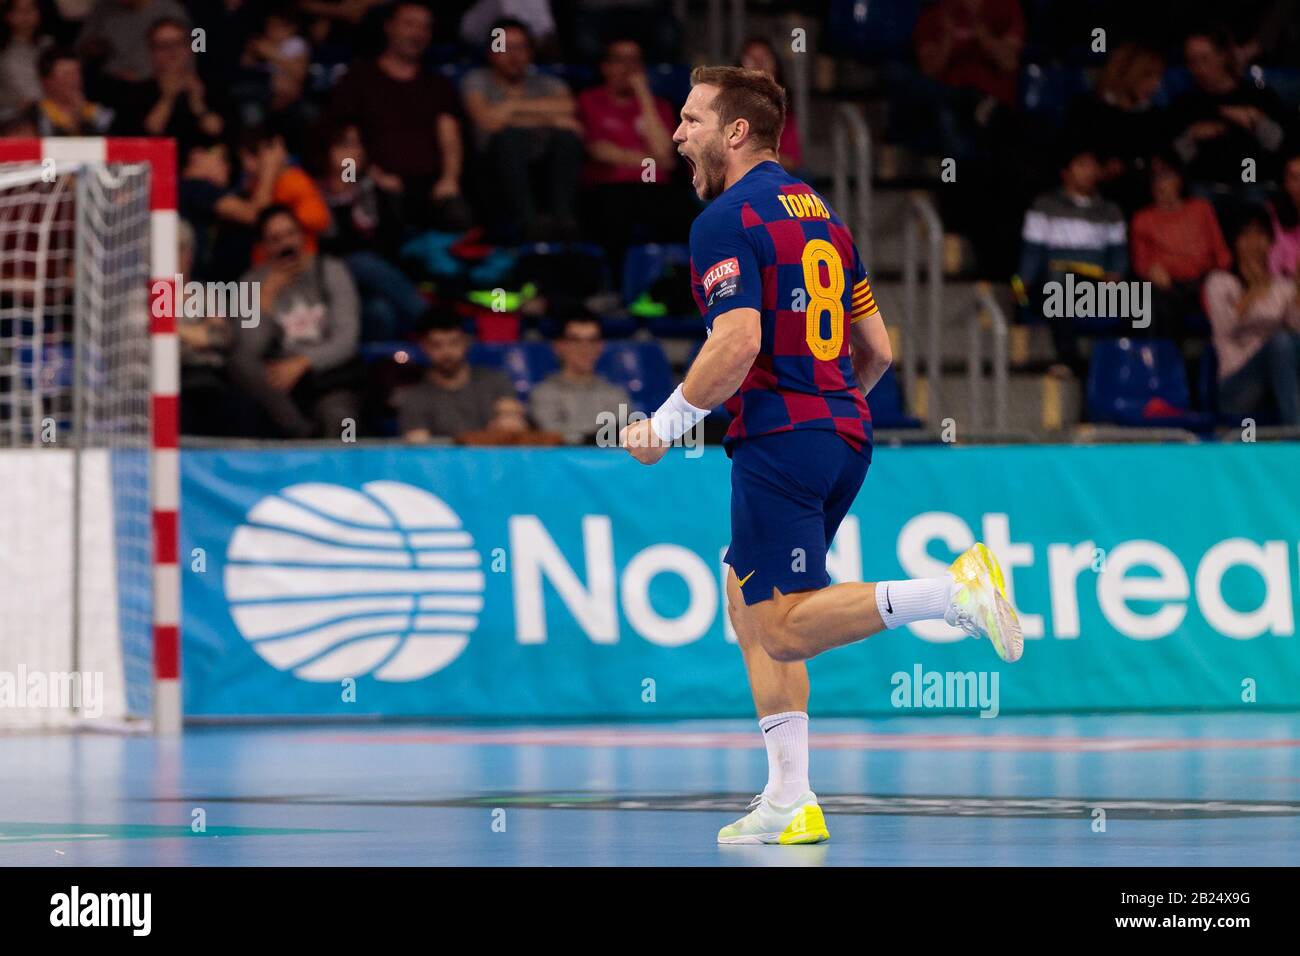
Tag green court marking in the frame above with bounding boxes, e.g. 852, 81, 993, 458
0, 822, 354, 844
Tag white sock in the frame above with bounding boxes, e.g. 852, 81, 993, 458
876, 576, 955, 629
759, 711, 809, 806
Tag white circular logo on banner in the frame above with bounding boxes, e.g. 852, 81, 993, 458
224, 481, 483, 681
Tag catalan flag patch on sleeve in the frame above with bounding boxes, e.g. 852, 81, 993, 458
850, 277, 878, 321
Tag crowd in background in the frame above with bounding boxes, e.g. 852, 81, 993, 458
2, 0, 1299, 436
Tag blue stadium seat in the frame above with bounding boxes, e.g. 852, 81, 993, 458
649, 63, 692, 107
867, 365, 922, 429
622, 242, 691, 303
360, 341, 428, 366
1019, 63, 1090, 127
469, 341, 559, 401
825, 0, 921, 60
1260, 66, 1300, 108
537, 62, 595, 90
1154, 66, 1193, 108
1086, 337, 1213, 429
596, 341, 673, 413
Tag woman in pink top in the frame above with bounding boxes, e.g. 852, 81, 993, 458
1204, 210, 1300, 424
1130, 153, 1231, 336
1268, 152, 1300, 278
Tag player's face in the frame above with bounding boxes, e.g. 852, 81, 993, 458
674, 85, 729, 200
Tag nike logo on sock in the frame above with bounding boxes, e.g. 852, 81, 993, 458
884, 585, 893, 614
762, 719, 791, 734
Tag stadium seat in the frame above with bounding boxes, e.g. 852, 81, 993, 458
469, 341, 559, 401
622, 242, 691, 303
621, 242, 702, 337
1154, 66, 1193, 108
649, 63, 693, 107
867, 365, 923, 429
1086, 337, 1214, 430
825, 0, 921, 60
596, 341, 674, 413
1019, 63, 1090, 127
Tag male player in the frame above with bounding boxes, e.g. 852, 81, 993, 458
620, 67, 1024, 845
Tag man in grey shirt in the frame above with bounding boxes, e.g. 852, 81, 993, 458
460, 16, 582, 240
395, 309, 522, 440
229, 205, 362, 438
77, 0, 189, 83
529, 315, 629, 444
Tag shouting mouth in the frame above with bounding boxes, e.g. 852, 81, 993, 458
681, 151, 697, 187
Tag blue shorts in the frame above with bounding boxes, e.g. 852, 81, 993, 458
725, 429, 871, 606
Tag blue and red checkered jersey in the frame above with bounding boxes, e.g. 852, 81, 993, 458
688, 160, 879, 454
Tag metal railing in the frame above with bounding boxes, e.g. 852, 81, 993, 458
830, 102, 872, 268
901, 194, 943, 424
968, 281, 1010, 433
707, 0, 747, 62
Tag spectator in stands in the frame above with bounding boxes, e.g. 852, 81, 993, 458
460, 0, 557, 58
395, 306, 522, 441
1130, 152, 1231, 336
176, 218, 257, 436
178, 139, 233, 281
237, 127, 331, 265
76, 0, 189, 84
895, 0, 1024, 162
0, 0, 49, 124
107, 17, 223, 154
317, 123, 427, 340
238, 3, 317, 160
1017, 144, 1128, 376
529, 314, 629, 444
1204, 209, 1300, 424
1169, 27, 1289, 199
1269, 150, 1300, 278
241, 2, 309, 91
328, 0, 471, 232
738, 37, 801, 171
35, 44, 112, 135
1064, 44, 1167, 215
230, 204, 363, 438
577, 37, 687, 261
461, 16, 583, 240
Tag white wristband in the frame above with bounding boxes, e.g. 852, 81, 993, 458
650, 384, 710, 443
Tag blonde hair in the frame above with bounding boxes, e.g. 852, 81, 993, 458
1094, 44, 1165, 109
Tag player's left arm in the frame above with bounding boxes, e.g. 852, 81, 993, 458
850, 309, 892, 395
848, 265, 891, 394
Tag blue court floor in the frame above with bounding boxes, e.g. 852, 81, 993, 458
3, 713, 1299, 866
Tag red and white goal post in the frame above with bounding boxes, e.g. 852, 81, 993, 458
0, 138, 180, 733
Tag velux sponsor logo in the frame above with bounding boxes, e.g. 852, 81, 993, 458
700, 257, 739, 296
50, 886, 151, 936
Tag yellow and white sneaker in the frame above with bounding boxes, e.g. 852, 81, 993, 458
717, 792, 829, 845
946, 542, 1024, 663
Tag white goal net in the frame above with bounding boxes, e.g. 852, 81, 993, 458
0, 148, 167, 730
